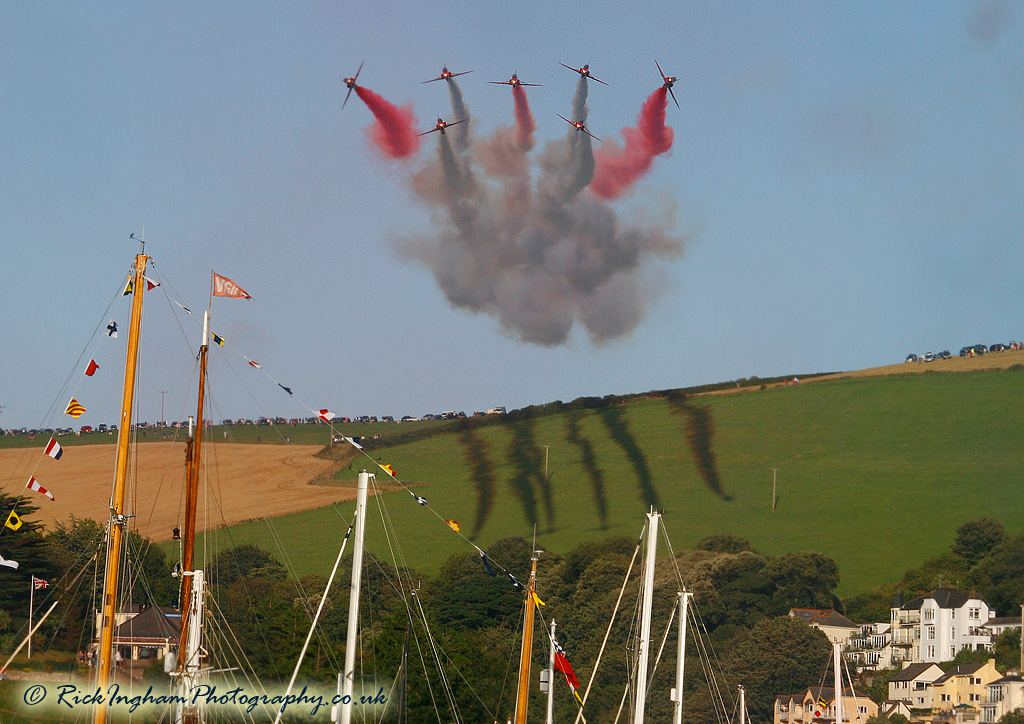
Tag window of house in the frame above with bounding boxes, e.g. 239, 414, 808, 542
928, 626, 936, 640
969, 608, 979, 619
942, 694, 951, 702
952, 610, 956, 619
928, 646, 935, 658
925, 609, 935, 620
951, 628, 956, 639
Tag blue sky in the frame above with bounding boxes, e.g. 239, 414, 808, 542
1, 2, 1021, 428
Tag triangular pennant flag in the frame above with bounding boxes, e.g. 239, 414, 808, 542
212, 272, 253, 299
123, 280, 133, 295
26, 477, 55, 502
5, 510, 23, 531
0, 554, 18, 570
44, 438, 63, 460
532, 591, 546, 607
85, 359, 100, 377
445, 519, 461, 533
64, 398, 86, 418
414, 495, 428, 506
144, 276, 160, 290
507, 572, 523, 589
319, 410, 335, 422
106, 320, 118, 337
212, 333, 225, 347
248, 360, 262, 369
278, 383, 293, 396
382, 464, 396, 478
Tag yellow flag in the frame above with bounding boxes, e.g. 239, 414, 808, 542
382, 464, 396, 478
445, 519, 461, 533
532, 591, 546, 607
5, 510, 23, 531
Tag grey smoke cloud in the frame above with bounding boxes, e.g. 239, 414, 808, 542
399, 77, 684, 346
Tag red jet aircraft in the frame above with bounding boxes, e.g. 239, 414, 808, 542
559, 63, 608, 86
422, 66, 473, 84
655, 60, 680, 108
342, 60, 364, 109
488, 72, 541, 88
557, 113, 601, 142
419, 117, 469, 136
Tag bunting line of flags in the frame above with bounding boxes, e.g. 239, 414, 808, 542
2, 270, 137, 572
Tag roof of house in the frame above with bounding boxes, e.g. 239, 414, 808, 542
797, 686, 870, 703
891, 663, 944, 682
900, 587, 982, 611
112, 605, 180, 642
790, 608, 859, 629
933, 662, 990, 686
983, 617, 1021, 628
986, 675, 1024, 687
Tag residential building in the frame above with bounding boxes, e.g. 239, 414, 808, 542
888, 662, 945, 710
982, 617, 1022, 639
773, 687, 878, 724
890, 588, 994, 664
93, 604, 180, 666
931, 660, 1000, 714
790, 609, 861, 646
981, 672, 1024, 724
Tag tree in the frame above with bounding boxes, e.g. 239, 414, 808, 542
968, 534, 1024, 616
953, 518, 1007, 565
997, 711, 1024, 724
0, 493, 58, 614
697, 533, 754, 554
211, 543, 287, 586
727, 615, 832, 723
761, 552, 840, 612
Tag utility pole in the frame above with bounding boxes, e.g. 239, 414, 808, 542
543, 445, 550, 479
160, 391, 168, 427
771, 468, 779, 512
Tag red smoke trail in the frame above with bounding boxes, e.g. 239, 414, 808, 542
512, 85, 536, 151
355, 86, 420, 159
590, 87, 674, 200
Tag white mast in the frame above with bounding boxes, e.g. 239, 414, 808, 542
833, 642, 843, 724
739, 685, 746, 724
338, 470, 370, 724
175, 569, 206, 724
633, 511, 660, 724
546, 619, 557, 724
671, 589, 690, 724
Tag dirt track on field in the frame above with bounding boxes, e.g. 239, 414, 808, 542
0, 443, 354, 541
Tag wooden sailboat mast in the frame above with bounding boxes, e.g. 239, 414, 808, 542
513, 554, 539, 724
177, 311, 209, 667
94, 252, 149, 724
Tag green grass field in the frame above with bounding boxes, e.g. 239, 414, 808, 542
180, 369, 1024, 596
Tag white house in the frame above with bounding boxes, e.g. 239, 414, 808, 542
890, 588, 994, 664
981, 672, 1024, 724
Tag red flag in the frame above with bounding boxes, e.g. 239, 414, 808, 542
319, 410, 335, 423
212, 272, 253, 299
85, 359, 99, 376
144, 276, 161, 290
44, 438, 63, 460
445, 519, 461, 533
32, 576, 48, 589
26, 477, 55, 501
555, 651, 580, 689
248, 360, 262, 369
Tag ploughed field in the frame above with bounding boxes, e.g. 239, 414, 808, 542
0, 442, 347, 541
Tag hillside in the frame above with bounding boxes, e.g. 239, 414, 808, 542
207, 361, 1024, 596
7, 351, 1023, 597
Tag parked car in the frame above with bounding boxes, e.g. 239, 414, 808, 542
990, 343, 1007, 352
905, 354, 919, 363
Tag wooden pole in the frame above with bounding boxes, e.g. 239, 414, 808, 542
94, 253, 148, 724
514, 556, 539, 724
